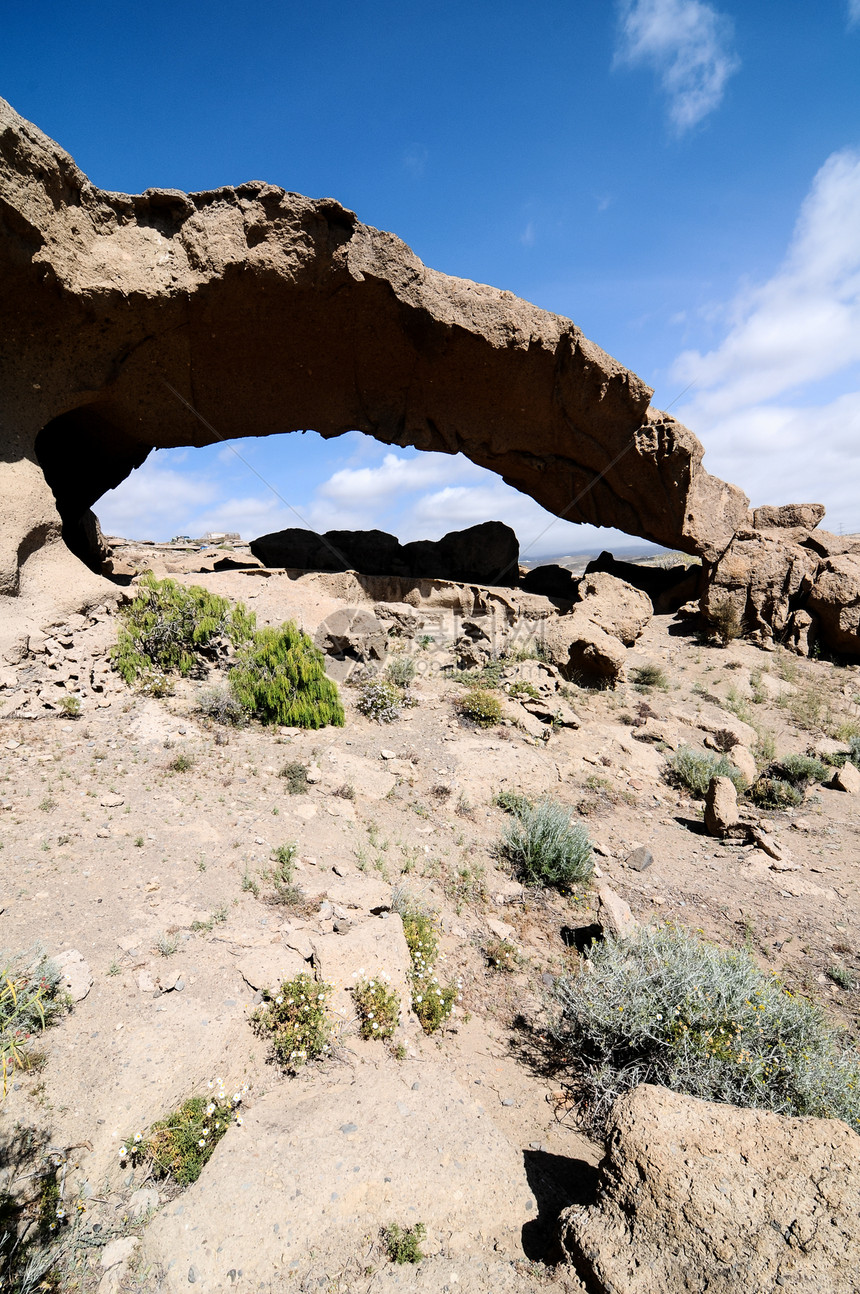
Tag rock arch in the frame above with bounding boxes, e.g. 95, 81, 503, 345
0, 95, 749, 635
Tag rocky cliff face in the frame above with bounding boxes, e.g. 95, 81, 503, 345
0, 95, 750, 644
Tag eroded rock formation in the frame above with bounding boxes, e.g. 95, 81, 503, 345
0, 95, 751, 649
559, 1083, 860, 1294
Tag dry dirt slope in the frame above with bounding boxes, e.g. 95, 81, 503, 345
1, 568, 860, 1292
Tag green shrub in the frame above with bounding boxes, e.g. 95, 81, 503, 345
552, 922, 860, 1132
669, 746, 746, 797
280, 761, 309, 794
121, 1082, 243, 1185
748, 777, 804, 809
264, 843, 305, 907
484, 938, 521, 972
351, 973, 400, 1040
230, 622, 344, 728
386, 655, 417, 688
381, 1222, 426, 1264
59, 695, 81, 718
169, 752, 195, 773
631, 664, 669, 692
459, 688, 502, 728
112, 573, 243, 684
495, 790, 533, 816
500, 798, 592, 891
357, 678, 403, 723
394, 895, 458, 1034
196, 685, 248, 727
1, 955, 66, 1097
707, 595, 743, 645
251, 973, 333, 1072
779, 754, 829, 785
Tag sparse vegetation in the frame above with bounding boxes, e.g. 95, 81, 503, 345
280, 761, 309, 794
229, 622, 344, 728
707, 595, 743, 645
381, 1222, 426, 1264
356, 678, 404, 723
121, 1081, 244, 1185
386, 655, 417, 688
351, 972, 400, 1040
826, 964, 857, 990
669, 746, 746, 797
499, 797, 592, 891
1, 955, 65, 1096
59, 695, 80, 718
196, 684, 248, 727
495, 789, 533, 816
169, 752, 195, 773
251, 972, 333, 1071
553, 922, 860, 1133
484, 938, 521, 972
393, 894, 458, 1034
458, 688, 502, 728
631, 664, 669, 692
748, 776, 803, 810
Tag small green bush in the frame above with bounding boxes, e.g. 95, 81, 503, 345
351, 973, 400, 1040
553, 922, 860, 1132
230, 622, 344, 729
459, 688, 502, 728
669, 746, 746, 797
495, 790, 533, 816
1, 955, 66, 1097
386, 655, 417, 688
121, 1082, 243, 1185
356, 678, 404, 723
631, 664, 669, 692
59, 695, 81, 718
196, 685, 248, 727
484, 938, 521, 972
707, 595, 743, 645
500, 798, 592, 891
779, 754, 829, 785
112, 573, 243, 684
280, 761, 309, 794
169, 752, 195, 773
381, 1222, 426, 1264
265, 843, 305, 907
394, 895, 458, 1034
251, 973, 333, 1072
748, 777, 804, 809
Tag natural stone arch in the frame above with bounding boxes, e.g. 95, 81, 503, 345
0, 95, 749, 636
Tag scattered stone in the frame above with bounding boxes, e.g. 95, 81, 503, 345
100, 793, 124, 808
829, 762, 860, 794
595, 883, 637, 939
55, 949, 93, 1002
558, 1083, 860, 1294
380, 749, 397, 760
752, 827, 791, 863
238, 946, 308, 993
128, 1187, 160, 1220
704, 775, 739, 837
137, 971, 156, 994
486, 917, 516, 941
730, 745, 757, 786
626, 846, 653, 872
100, 1237, 140, 1270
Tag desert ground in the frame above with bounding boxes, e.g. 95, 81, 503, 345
2, 543, 859, 1292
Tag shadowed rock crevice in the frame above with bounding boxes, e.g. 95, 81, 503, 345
0, 94, 750, 633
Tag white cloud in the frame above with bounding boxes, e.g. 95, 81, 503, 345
615, 0, 739, 132
671, 149, 860, 532
96, 458, 218, 540
317, 451, 483, 508
849, 1, 860, 29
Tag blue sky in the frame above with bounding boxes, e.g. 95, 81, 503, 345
4, 1, 860, 554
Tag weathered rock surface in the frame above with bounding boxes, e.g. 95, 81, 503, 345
829, 760, 860, 794
585, 549, 700, 611
558, 1083, 860, 1294
0, 96, 750, 650
704, 775, 739, 836
144, 1059, 537, 1291
541, 574, 651, 683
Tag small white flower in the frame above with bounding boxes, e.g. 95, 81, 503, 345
372, 1023, 379, 1031
275, 996, 283, 1005
198, 1138, 206, 1147
236, 1116, 243, 1126
119, 1145, 128, 1158
206, 1103, 215, 1115
133, 1132, 142, 1143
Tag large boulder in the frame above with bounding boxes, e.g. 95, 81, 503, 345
541, 574, 651, 684
703, 526, 819, 643
584, 550, 701, 611
806, 552, 860, 654
0, 95, 751, 648
404, 520, 519, 585
559, 1084, 860, 1294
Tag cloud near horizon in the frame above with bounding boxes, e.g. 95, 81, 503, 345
675, 148, 860, 530
615, 0, 740, 132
